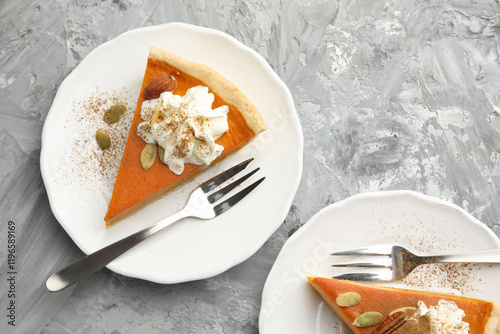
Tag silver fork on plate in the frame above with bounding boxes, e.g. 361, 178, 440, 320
331, 244, 500, 282
46, 158, 264, 292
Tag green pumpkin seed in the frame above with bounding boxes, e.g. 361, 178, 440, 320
158, 145, 166, 164
104, 103, 127, 124
389, 306, 417, 319
140, 143, 157, 170
352, 312, 383, 327
95, 128, 111, 150
335, 292, 362, 307
149, 100, 163, 126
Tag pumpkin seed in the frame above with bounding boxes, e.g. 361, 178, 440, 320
95, 128, 111, 150
158, 145, 166, 164
335, 292, 362, 307
149, 100, 163, 126
104, 103, 127, 124
140, 143, 157, 170
352, 312, 383, 327
389, 307, 418, 319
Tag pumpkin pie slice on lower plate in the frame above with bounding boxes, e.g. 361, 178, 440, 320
308, 277, 500, 334
105, 47, 266, 226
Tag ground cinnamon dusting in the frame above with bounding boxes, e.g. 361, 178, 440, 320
57, 87, 134, 201
378, 221, 481, 295
394, 317, 431, 334
401, 262, 479, 295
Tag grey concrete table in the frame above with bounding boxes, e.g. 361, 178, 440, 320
2, 0, 500, 333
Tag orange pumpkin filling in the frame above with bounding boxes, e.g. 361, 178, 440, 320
104, 48, 265, 226
308, 277, 500, 334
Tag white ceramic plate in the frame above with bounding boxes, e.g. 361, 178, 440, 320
259, 190, 500, 333
40, 23, 303, 283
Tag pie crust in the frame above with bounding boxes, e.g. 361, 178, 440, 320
104, 47, 266, 226
308, 277, 500, 334
148, 47, 266, 133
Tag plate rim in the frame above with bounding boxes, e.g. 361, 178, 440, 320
258, 189, 500, 331
40, 22, 304, 283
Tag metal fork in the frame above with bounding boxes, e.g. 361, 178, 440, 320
46, 158, 264, 292
331, 244, 500, 282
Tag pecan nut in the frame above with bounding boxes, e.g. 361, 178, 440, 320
372, 311, 406, 334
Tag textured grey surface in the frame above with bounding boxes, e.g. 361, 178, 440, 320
1, 0, 500, 333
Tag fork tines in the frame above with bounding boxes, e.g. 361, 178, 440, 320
206, 167, 260, 204
333, 272, 395, 282
201, 158, 255, 193
201, 158, 265, 215
331, 244, 393, 269
331, 257, 392, 268
331, 244, 393, 256
330, 244, 396, 281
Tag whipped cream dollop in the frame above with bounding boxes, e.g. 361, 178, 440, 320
137, 86, 229, 175
412, 300, 469, 334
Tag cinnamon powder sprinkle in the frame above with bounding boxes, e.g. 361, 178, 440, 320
402, 263, 480, 294
376, 219, 483, 295
58, 87, 135, 202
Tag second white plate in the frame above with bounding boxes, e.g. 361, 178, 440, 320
41, 23, 303, 283
259, 190, 500, 334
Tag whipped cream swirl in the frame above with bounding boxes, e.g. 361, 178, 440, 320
412, 300, 469, 334
137, 86, 229, 175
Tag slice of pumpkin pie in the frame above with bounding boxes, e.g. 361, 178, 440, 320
307, 276, 500, 334
104, 47, 266, 226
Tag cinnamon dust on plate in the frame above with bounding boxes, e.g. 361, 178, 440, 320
376, 219, 482, 295
60, 87, 135, 200
401, 263, 480, 294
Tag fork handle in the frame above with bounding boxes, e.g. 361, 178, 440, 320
46, 209, 189, 292
425, 248, 500, 264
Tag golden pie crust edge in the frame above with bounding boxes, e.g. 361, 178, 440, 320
149, 46, 267, 135
486, 302, 500, 333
